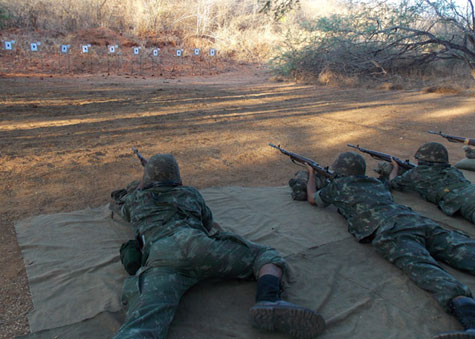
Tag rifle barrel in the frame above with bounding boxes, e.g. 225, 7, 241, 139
427, 131, 475, 146
347, 144, 416, 169
269, 143, 335, 179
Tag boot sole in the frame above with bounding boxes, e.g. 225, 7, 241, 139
250, 303, 326, 339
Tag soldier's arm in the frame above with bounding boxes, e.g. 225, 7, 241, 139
305, 164, 317, 205
389, 158, 399, 182
121, 203, 132, 222
305, 164, 330, 207
200, 199, 215, 231
389, 163, 415, 191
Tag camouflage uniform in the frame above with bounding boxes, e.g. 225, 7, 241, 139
114, 184, 286, 339
390, 142, 475, 224
314, 175, 475, 311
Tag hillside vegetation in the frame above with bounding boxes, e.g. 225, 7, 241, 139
1, 0, 474, 87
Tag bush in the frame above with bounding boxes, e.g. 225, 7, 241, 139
270, 0, 475, 82
0, 5, 11, 29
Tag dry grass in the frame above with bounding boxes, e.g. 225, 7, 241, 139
0, 0, 341, 62
424, 85, 465, 95
376, 82, 404, 91
317, 69, 360, 87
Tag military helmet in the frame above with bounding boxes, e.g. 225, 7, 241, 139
414, 142, 449, 163
331, 152, 366, 176
142, 154, 181, 186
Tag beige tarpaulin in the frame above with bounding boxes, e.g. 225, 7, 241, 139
16, 171, 475, 339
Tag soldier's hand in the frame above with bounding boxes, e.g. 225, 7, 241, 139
305, 163, 315, 176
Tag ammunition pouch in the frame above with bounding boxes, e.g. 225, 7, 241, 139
120, 240, 142, 276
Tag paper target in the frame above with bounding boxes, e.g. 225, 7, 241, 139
61, 45, 69, 53
30, 43, 38, 52
176, 49, 182, 57
209, 48, 216, 56
153, 49, 160, 56
133, 47, 139, 55
109, 46, 116, 53
194, 48, 200, 56
5, 41, 12, 50
82, 45, 89, 53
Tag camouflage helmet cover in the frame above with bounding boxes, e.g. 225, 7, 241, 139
414, 142, 449, 163
331, 152, 366, 176
142, 154, 181, 185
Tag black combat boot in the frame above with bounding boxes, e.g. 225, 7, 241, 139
249, 275, 326, 339
433, 297, 475, 339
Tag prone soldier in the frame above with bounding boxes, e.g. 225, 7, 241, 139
384, 142, 475, 225
301, 151, 475, 339
114, 153, 326, 339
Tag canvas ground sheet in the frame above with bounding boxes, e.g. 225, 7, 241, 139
15, 170, 475, 339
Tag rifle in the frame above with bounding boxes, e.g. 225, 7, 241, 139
428, 131, 475, 146
269, 143, 336, 179
347, 144, 416, 169
132, 147, 148, 167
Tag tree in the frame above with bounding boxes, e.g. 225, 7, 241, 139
374, 0, 475, 74
259, 0, 300, 19
271, 0, 475, 79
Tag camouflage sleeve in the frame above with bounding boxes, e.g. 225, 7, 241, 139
192, 188, 214, 230
121, 203, 131, 222
390, 169, 415, 191
313, 190, 330, 208
120, 193, 134, 222
378, 177, 391, 190
313, 184, 333, 208
201, 205, 214, 230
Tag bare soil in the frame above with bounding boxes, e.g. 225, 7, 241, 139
1, 66, 474, 338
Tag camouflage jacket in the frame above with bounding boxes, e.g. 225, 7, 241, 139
390, 164, 475, 217
315, 176, 430, 241
121, 183, 214, 244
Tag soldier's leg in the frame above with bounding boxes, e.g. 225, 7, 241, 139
433, 296, 475, 339
427, 225, 475, 274
407, 226, 475, 339
115, 268, 198, 339
187, 231, 285, 279
372, 230, 471, 312
187, 231, 325, 339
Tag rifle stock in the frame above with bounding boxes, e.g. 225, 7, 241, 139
347, 144, 416, 169
428, 131, 475, 146
269, 143, 336, 179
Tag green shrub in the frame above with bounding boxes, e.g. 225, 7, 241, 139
0, 5, 10, 29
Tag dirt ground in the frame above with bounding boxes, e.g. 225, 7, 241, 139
0, 66, 474, 338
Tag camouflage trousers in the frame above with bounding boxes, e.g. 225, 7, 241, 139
442, 186, 475, 224
114, 227, 286, 339
371, 218, 475, 312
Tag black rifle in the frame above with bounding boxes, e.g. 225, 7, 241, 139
428, 131, 475, 146
269, 143, 336, 179
132, 147, 148, 167
347, 144, 416, 169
